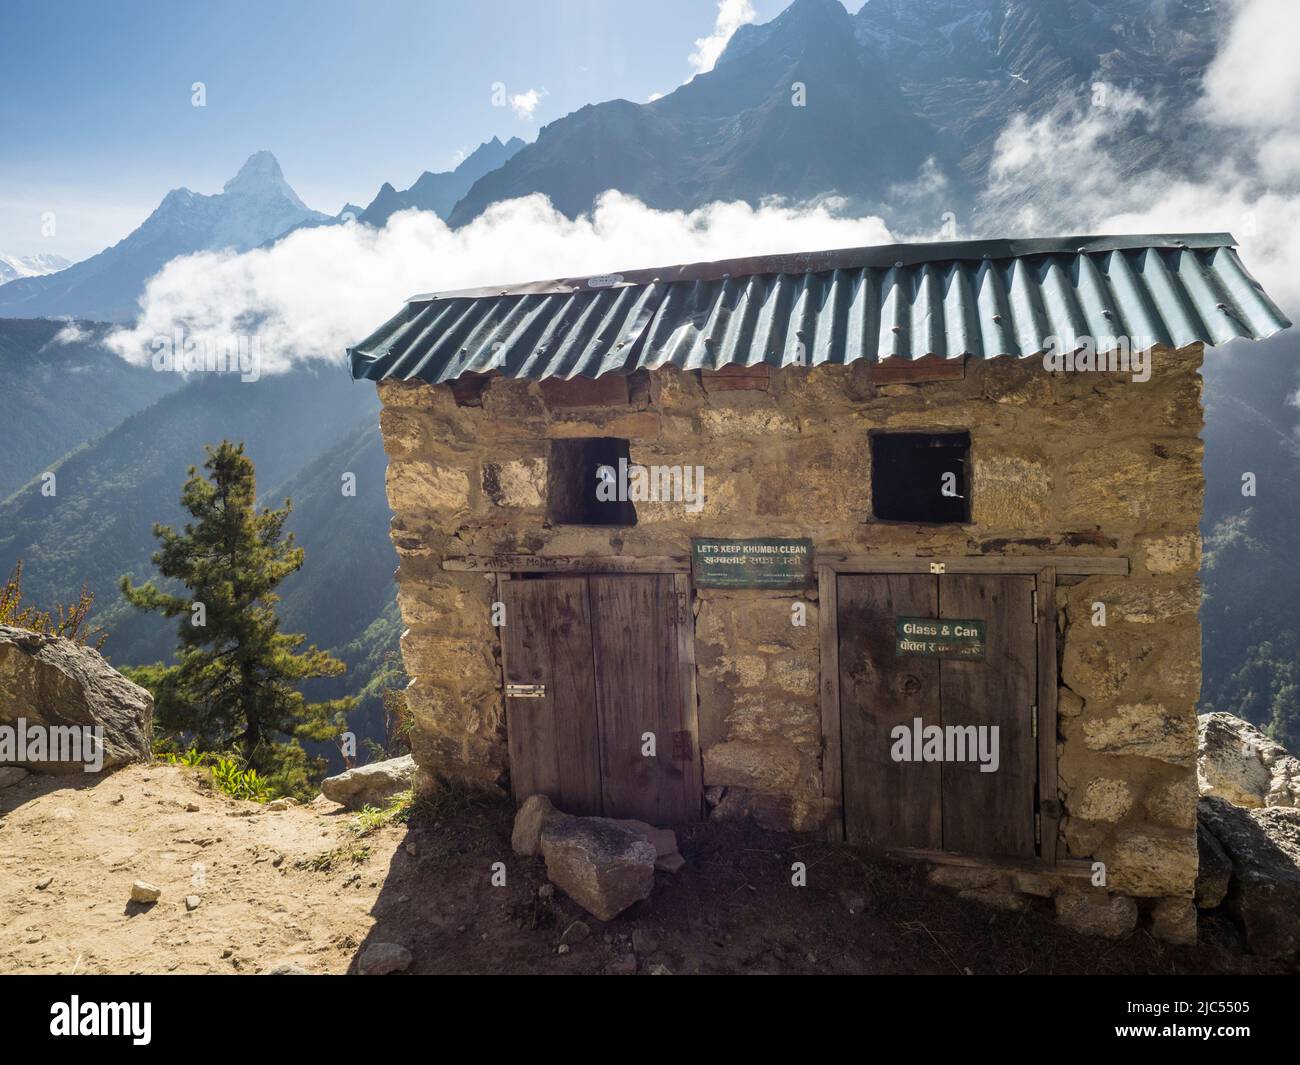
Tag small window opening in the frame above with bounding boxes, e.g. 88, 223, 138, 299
547, 437, 637, 526
871, 431, 971, 524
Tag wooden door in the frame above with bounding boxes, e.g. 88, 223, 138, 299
939, 575, 1037, 858
500, 574, 702, 824
838, 574, 942, 849
589, 574, 701, 824
837, 573, 1038, 858
500, 578, 603, 815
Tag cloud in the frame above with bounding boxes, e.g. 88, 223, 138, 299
105, 194, 892, 374
689, 0, 757, 75
1202, 0, 1300, 136
509, 88, 546, 120
980, 40, 1300, 315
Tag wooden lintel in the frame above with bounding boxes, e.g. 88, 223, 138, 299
445, 553, 1127, 575
868, 355, 966, 385
815, 554, 1129, 576
539, 374, 629, 408
890, 848, 1094, 880
443, 555, 688, 574
701, 363, 770, 393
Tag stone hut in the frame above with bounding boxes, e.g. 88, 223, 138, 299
348, 234, 1289, 938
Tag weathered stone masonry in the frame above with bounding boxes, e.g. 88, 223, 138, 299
375, 342, 1206, 930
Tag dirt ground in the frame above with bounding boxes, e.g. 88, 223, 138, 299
0, 763, 1292, 975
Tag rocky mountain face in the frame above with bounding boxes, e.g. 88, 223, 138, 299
852, 0, 1225, 183
359, 136, 526, 226
0, 318, 181, 500
0, 151, 329, 322
449, 0, 957, 226
447, 0, 1227, 228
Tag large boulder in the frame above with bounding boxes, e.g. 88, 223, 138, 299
1197, 795, 1300, 959
0, 625, 152, 773
1197, 713, 1300, 808
321, 754, 414, 809
540, 817, 656, 921
1195, 819, 1232, 909
512, 793, 567, 856
512, 795, 685, 872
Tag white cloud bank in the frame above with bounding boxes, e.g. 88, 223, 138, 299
106, 193, 891, 374
982, 0, 1300, 315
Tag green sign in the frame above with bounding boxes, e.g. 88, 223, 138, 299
895, 617, 986, 660
691, 538, 813, 590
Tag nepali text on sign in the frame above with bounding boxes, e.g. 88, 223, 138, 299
690, 538, 813, 590
895, 617, 986, 660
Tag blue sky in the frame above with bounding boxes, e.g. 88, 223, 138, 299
0, 0, 843, 259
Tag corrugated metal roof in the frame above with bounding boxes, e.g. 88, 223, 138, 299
347, 233, 1291, 383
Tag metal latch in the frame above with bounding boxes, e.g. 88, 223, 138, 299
506, 683, 546, 698
929, 562, 946, 574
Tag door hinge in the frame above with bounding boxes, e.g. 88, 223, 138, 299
505, 683, 546, 698
929, 561, 946, 574
1031, 704, 1038, 738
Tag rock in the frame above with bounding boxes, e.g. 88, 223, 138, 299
648, 963, 673, 975
540, 817, 656, 921
538, 883, 555, 899
607, 953, 638, 975
185, 895, 202, 911
1197, 796, 1300, 959
1197, 713, 1300, 809
320, 755, 414, 810
263, 962, 312, 975
1104, 828, 1198, 897
1150, 897, 1197, 946
358, 942, 412, 975
184, 802, 200, 812
129, 880, 161, 904
605, 818, 677, 858
0, 766, 30, 787
36, 875, 52, 890
556, 944, 570, 955
1195, 818, 1232, 908
560, 920, 590, 946
265, 797, 296, 811
655, 852, 686, 874
512, 793, 567, 856
0, 625, 153, 773
1054, 893, 1138, 939
632, 928, 660, 954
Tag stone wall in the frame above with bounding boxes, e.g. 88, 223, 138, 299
374, 343, 1205, 924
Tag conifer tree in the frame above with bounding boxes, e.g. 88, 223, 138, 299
122, 441, 351, 792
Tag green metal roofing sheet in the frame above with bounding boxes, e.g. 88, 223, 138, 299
347, 233, 1291, 384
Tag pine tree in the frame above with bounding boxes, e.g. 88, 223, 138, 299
121, 441, 352, 793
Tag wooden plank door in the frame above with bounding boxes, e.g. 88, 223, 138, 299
588, 574, 701, 824
837, 574, 942, 849
938, 574, 1037, 858
500, 578, 603, 816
